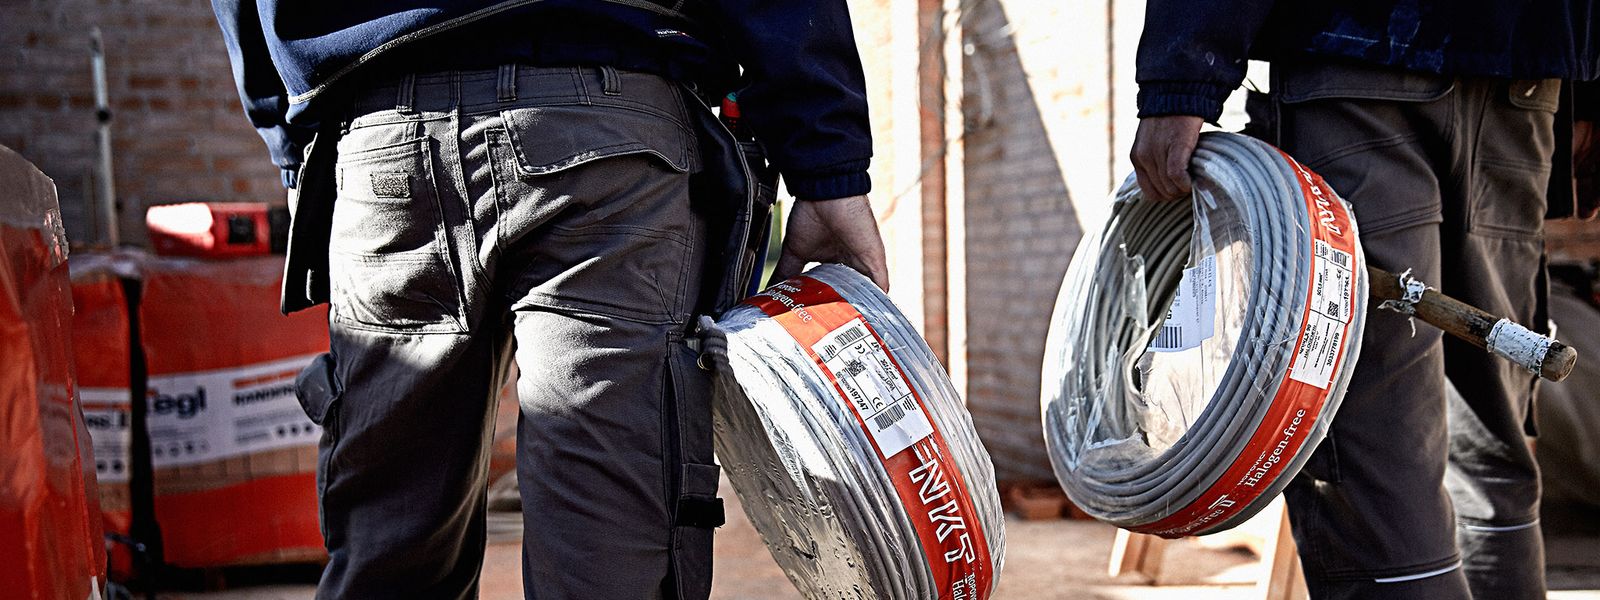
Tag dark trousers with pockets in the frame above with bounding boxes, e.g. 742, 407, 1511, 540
293, 65, 718, 600
1256, 60, 1553, 600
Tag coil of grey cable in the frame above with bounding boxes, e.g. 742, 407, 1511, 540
708, 263, 1006, 598
1041, 132, 1369, 537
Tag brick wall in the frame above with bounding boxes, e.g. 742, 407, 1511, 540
957, 0, 1085, 481
0, 0, 283, 248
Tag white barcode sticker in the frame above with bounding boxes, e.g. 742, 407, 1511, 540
812, 317, 935, 458
1149, 255, 1217, 353
1290, 240, 1355, 388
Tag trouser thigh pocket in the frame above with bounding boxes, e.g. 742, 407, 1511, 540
294, 352, 342, 542
294, 353, 341, 428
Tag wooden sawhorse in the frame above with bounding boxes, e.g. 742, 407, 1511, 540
1108, 500, 1308, 599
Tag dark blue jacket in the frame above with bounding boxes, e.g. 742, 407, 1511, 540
210, 0, 873, 200
1136, 0, 1599, 120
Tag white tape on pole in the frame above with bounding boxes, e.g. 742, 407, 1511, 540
1486, 318, 1554, 375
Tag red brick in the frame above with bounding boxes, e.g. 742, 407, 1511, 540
128, 75, 167, 90
180, 96, 217, 111
153, 155, 207, 172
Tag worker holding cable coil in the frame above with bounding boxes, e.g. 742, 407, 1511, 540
1130, 2, 1598, 599
211, 0, 890, 598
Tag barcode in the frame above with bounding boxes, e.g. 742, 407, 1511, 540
1151, 325, 1183, 349
836, 326, 867, 345
874, 404, 908, 430
1316, 242, 1351, 268
842, 360, 868, 377
820, 344, 838, 359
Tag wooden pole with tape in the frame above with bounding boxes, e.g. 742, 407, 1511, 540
1367, 265, 1578, 382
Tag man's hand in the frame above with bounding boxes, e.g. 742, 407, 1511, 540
1131, 115, 1204, 201
772, 195, 890, 291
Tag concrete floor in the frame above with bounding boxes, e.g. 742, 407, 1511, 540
151, 477, 1600, 600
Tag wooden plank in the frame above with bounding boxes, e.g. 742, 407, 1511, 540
1109, 529, 1168, 582
1257, 501, 1308, 600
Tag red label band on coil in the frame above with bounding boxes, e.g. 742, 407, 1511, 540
1138, 151, 1362, 537
746, 277, 995, 600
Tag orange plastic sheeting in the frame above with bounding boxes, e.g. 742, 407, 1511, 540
152, 473, 323, 567
138, 254, 330, 568
70, 254, 137, 579
140, 256, 328, 376
0, 144, 107, 599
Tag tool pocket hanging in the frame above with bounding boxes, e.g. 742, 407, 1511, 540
685, 89, 778, 315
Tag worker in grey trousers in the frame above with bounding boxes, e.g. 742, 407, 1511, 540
213, 0, 891, 597
1131, 1, 1597, 598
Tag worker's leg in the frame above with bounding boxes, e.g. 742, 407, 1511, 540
1438, 77, 1556, 600
1269, 60, 1471, 599
478, 67, 718, 599
298, 73, 514, 599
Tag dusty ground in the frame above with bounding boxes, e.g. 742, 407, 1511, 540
150, 477, 1600, 600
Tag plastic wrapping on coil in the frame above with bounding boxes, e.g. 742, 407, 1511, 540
1041, 132, 1368, 537
710, 264, 1005, 599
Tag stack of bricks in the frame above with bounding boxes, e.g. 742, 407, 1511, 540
0, 0, 283, 248
1549, 220, 1600, 265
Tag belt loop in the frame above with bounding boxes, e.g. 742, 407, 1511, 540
395, 73, 417, 114
450, 70, 462, 108
600, 65, 622, 96
497, 64, 518, 102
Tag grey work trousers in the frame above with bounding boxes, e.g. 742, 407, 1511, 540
1255, 60, 1555, 599
292, 65, 718, 600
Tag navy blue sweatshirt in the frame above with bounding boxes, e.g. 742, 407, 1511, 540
1136, 0, 1599, 121
210, 0, 873, 200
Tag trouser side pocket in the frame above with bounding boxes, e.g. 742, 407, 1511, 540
295, 353, 342, 543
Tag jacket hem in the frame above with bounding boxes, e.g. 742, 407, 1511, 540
1136, 82, 1231, 121
787, 170, 871, 201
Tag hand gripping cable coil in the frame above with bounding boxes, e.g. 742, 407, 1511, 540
706, 264, 1006, 599
1041, 132, 1369, 537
